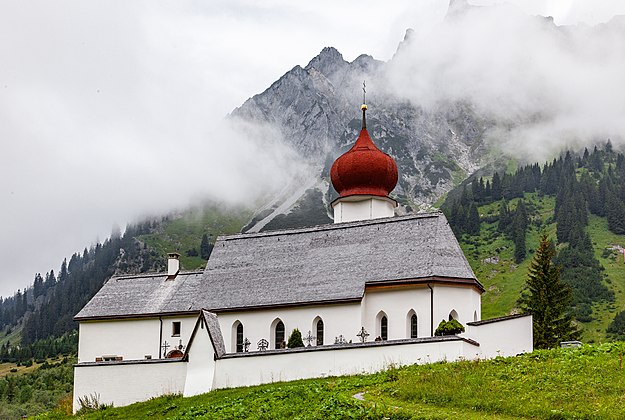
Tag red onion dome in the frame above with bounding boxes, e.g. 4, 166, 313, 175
331, 113, 398, 198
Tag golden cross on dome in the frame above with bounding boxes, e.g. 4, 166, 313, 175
361, 80, 367, 129
362, 80, 366, 105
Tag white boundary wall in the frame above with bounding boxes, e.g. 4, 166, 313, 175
73, 360, 186, 412
213, 339, 476, 390
463, 315, 533, 358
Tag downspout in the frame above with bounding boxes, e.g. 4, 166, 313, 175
159, 316, 163, 359
427, 284, 434, 336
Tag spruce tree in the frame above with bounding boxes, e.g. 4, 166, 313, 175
200, 233, 212, 260
466, 203, 480, 235
492, 172, 502, 200
497, 199, 510, 233
520, 235, 579, 348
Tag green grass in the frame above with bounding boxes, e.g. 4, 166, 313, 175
36, 343, 625, 419
584, 215, 625, 343
0, 323, 23, 349
139, 204, 252, 271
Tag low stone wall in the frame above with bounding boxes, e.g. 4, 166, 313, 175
73, 359, 186, 413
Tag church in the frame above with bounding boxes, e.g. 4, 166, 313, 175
72, 101, 533, 411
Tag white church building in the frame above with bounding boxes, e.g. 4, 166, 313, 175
72, 103, 533, 411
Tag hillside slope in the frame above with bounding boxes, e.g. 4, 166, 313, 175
445, 145, 625, 342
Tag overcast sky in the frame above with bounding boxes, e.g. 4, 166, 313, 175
1, 0, 624, 298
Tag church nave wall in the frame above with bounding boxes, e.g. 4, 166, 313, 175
431, 285, 481, 328
362, 286, 432, 340
216, 303, 361, 353
77, 315, 197, 362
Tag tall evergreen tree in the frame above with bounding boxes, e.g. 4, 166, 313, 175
491, 172, 502, 200
512, 200, 528, 263
497, 199, 511, 233
520, 235, 579, 348
606, 189, 625, 234
33, 274, 44, 299
200, 233, 212, 260
465, 203, 481, 235
44, 270, 56, 290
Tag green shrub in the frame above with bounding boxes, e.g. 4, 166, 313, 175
287, 328, 304, 348
434, 319, 465, 336
607, 311, 625, 340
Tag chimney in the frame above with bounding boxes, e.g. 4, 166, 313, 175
167, 252, 180, 279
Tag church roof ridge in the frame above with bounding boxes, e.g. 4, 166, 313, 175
106, 270, 205, 282
222, 211, 443, 241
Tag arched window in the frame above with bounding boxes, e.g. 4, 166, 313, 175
410, 314, 418, 338
316, 319, 324, 346
474, 311, 478, 322
449, 310, 458, 321
406, 310, 418, 338
376, 311, 388, 341
275, 320, 285, 349
236, 322, 244, 353
381, 316, 388, 341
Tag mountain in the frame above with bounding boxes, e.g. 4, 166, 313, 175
232, 43, 490, 224
4, 0, 625, 363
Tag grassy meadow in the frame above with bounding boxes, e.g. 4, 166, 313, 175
33, 343, 625, 419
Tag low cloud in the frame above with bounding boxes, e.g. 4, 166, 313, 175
386, 2, 625, 162
2, 0, 625, 297
0, 1, 311, 297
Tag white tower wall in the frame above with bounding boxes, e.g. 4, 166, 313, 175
332, 196, 396, 223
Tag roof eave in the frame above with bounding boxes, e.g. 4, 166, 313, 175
365, 276, 485, 293
74, 309, 201, 322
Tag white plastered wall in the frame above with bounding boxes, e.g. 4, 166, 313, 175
362, 286, 432, 340
214, 340, 477, 389
217, 303, 361, 353
183, 320, 217, 397
78, 315, 197, 362
73, 361, 186, 412
332, 196, 395, 223
463, 315, 533, 358
431, 285, 481, 330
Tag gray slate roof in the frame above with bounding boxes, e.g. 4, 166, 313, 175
76, 212, 478, 320
75, 271, 205, 319
202, 310, 226, 357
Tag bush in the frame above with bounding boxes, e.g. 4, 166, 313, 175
607, 311, 625, 340
287, 329, 304, 348
434, 319, 465, 336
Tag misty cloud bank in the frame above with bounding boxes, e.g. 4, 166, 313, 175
2, 0, 625, 297
386, 2, 625, 162
0, 1, 312, 297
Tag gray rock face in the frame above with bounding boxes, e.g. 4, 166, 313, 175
232, 44, 489, 210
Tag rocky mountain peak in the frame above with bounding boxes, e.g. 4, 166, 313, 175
232, 39, 489, 213
305, 47, 348, 85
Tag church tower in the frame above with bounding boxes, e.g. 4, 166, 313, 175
330, 93, 398, 223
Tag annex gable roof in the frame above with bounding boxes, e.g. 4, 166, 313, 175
75, 212, 479, 320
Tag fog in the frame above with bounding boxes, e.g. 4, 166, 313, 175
1, 0, 623, 297
387, 1, 625, 161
